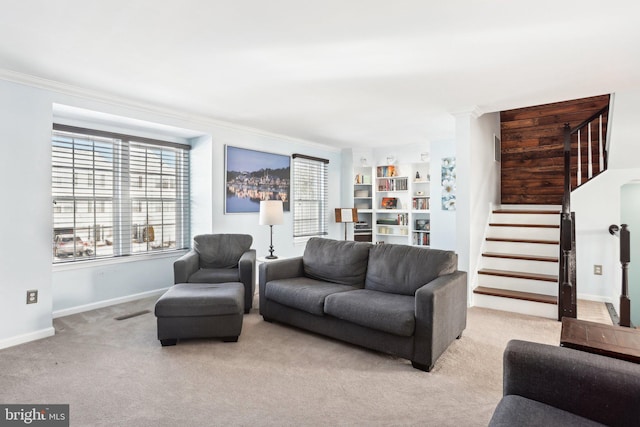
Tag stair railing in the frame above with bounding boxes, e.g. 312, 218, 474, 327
559, 105, 610, 320
609, 224, 632, 327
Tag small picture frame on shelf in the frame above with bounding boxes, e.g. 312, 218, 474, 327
415, 219, 430, 231
381, 197, 398, 209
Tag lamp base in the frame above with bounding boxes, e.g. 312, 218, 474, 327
265, 255, 278, 259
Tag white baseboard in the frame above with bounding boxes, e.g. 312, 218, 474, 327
577, 293, 613, 303
52, 287, 170, 319
0, 327, 55, 350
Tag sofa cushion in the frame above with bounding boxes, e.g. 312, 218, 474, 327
302, 238, 371, 286
265, 277, 358, 315
188, 268, 239, 283
194, 234, 252, 269
489, 395, 605, 427
324, 289, 415, 337
365, 244, 457, 296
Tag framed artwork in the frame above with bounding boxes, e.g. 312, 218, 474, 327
381, 197, 398, 209
225, 146, 290, 213
441, 157, 456, 211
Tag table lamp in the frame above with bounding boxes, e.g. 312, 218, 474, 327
259, 200, 284, 259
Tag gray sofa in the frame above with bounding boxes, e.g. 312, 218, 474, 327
489, 340, 640, 427
259, 237, 467, 371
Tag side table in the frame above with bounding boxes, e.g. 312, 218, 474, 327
560, 317, 640, 364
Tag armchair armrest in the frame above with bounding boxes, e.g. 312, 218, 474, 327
502, 339, 640, 426
412, 270, 467, 370
173, 250, 199, 284
238, 249, 256, 312
259, 256, 304, 314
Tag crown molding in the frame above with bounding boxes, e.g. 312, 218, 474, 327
0, 68, 340, 152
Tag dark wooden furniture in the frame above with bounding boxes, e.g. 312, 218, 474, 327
560, 317, 640, 363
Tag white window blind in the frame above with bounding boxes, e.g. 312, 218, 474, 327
292, 154, 329, 239
52, 124, 190, 263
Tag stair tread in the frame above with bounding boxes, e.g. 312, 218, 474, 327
493, 209, 560, 214
473, 286, 557, 305
478, 268, 558, 282
489, 223, 559, 229
482, 252, 559, 263
486, 237, 560, 245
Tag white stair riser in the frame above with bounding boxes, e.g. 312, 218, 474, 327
484, 240, 559, 257
477, 274, 558, 295
491, 213, 560, 226
473, 293, 558, 319
487, 226, 559, 240
481, 257, 559, 276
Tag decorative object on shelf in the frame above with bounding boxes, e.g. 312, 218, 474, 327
415, 219, 430, 231
259, 200, 284, 259
441, 157, 456, 211
416, 171, 421, 180
421, 152, 429, 162
335, 208, 358, 240
381, 197, 398, 209
386, 155, 395, 165
225, 146, 290, 214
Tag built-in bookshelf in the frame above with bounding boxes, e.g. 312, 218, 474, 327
352, 161, 430, 246
353, 166, 373, 242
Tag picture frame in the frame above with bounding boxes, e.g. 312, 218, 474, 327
381, 197, 398, 209
225, 146, 290, 214
415, 219, 430, 231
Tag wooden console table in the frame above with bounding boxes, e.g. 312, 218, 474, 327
560, 317, 640, 364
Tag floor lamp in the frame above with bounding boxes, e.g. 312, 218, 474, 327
335, 208, 358, 240
259, 200, 284, 259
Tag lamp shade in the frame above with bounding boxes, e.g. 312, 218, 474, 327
259, 200, 284, 225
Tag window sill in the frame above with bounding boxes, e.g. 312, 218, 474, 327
52, 249, 189, 272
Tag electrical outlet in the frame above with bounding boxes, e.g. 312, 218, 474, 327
26, 290, 38, 304
594, 265, 603, 275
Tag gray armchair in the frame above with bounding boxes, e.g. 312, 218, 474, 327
174, 234, 256, 313
489, 339, 640, 427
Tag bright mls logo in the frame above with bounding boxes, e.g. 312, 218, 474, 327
0, 405, 68, 426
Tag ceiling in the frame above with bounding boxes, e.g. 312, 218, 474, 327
1, 1, 639, 149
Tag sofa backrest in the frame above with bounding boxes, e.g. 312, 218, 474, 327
194, 234, 253, 269
365, 244, 457, 295
303, 238, 372, 286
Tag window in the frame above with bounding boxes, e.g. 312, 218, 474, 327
52, 124, 190, 263
292, 154, 329, 239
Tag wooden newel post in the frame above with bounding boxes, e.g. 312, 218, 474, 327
620, 224, 631, 327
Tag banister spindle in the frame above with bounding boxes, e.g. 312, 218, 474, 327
587, 122, 593, 179
577, 130, 582, 186
598, 114, 604, 172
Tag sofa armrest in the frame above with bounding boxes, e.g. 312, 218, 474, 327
238, 249, 256, 312
259, 256, 304, 314
173, 250, 200, 284
502, 339, 640, 426
413, 270, 467, 370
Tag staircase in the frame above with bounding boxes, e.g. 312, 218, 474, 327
473, 206, 561, 319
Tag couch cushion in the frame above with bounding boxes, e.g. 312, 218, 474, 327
188, 268, 239, 283
489, 395, 605, 427
302, 237, 371, 286
194, 234, 252, 269
265, 277, 358, 315
365, 244, 457, 296
324, 289, 415, 336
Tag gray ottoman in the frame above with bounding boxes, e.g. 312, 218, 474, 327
155, 282, 244, 346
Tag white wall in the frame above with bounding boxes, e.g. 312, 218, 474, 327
0, 76, 342, 348
571, 87, 640, 306
0, 79, 55, 347
621, 183, 640, 326
453, 111, 501, 303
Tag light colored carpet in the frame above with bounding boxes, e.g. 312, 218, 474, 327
0, 297, 610, 426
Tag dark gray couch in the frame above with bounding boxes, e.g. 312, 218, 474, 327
489, 340, 640, 427
259, 237, 467, 371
